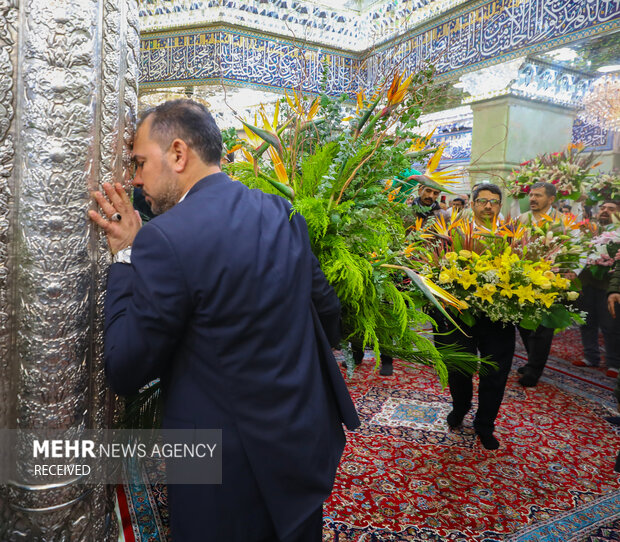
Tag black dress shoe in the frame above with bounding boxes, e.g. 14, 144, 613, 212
341, 357, 364, 368
519, 374, 538, 387
604, 416, 620, 426
379, 362, 393, 376
517, 366, 526, 375
447, 410, 465, 428
477, 432, 500, 450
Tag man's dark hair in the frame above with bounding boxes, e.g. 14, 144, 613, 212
602, 199, 620, 207
472, 183, 502, 202
531, 181, 557, 198
138, 99, 223, 165
452, 197, 465, 204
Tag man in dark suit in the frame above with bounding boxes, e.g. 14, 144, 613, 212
88, 99, 360, 542
436, 184, 515, 451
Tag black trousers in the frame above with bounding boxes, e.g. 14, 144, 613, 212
579, 284, 620, 369
440, 316, 515, 435
260, 506, 323, 542
351, 345, 392, 365
281, 506, 323, 542
518, 325, 555, 379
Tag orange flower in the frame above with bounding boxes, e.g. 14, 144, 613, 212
268, 146, 288, 185
386, 72, 414, 107
387, 187, 401, 201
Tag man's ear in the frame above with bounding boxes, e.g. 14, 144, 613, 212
169, 138, 189, 173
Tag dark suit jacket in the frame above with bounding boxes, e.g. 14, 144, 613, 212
104, 172, 360, 541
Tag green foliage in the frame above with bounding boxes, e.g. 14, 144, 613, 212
299, 142, 339, 198
229, 162, 282, 196
223, 65, 482, 386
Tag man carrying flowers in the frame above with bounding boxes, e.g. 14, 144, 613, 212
518, 181, 559, 225
437, 184, 515, 450
516, 182, 559, 387
407, 175, 444, 222
574, 200, 620, 378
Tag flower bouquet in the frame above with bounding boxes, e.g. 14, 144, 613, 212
417, 216, 584, 330
583, 226, 620, 280
504, 213, 585, 271
225, 67, 486, 383
585, 172, 620, 206
506, 143, 600, 200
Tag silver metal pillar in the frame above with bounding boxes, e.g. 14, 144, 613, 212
0, 0, 138, 539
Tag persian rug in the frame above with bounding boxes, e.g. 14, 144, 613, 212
117, 460, 169, 542
117, 333, 620, 541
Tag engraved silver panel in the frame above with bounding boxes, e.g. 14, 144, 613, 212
0, 0, 139, 539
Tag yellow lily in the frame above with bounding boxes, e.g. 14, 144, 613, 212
457, 270, 478, 290
537, 291, 558, 308
474, 283, 496, 303
475, 260, 493, 273
499, 283, 515, 298
514, 284, 536, 304
553, 275, 571, 289
440, 266, 460, 283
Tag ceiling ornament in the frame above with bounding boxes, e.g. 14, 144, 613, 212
578, 73, 620, 132
458, 58, 593, 109
139, 85, 282, 128
456, 58, 526, 103
137, 0, 471, 50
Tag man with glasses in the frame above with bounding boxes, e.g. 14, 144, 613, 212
471, 184, 503, 230
438, 183, 515, 450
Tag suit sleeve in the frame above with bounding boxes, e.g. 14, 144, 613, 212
104, 223, 191, 396
310, 252, 341, 348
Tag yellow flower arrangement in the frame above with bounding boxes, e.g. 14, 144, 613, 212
425, 226, 583, 329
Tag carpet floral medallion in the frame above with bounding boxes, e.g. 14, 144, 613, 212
323, 342, 620, 541
117, 328, 620, 541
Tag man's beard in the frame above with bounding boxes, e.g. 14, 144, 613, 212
599, 213, 611, 225
147, 167, 183, 215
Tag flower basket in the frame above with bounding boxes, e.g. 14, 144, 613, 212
585, 172, 620, 206
415, 215, 585, 331
584, 227, 620, 280
506, 143, 600, 200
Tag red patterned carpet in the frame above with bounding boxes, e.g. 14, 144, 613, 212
118, 328, 620, 541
